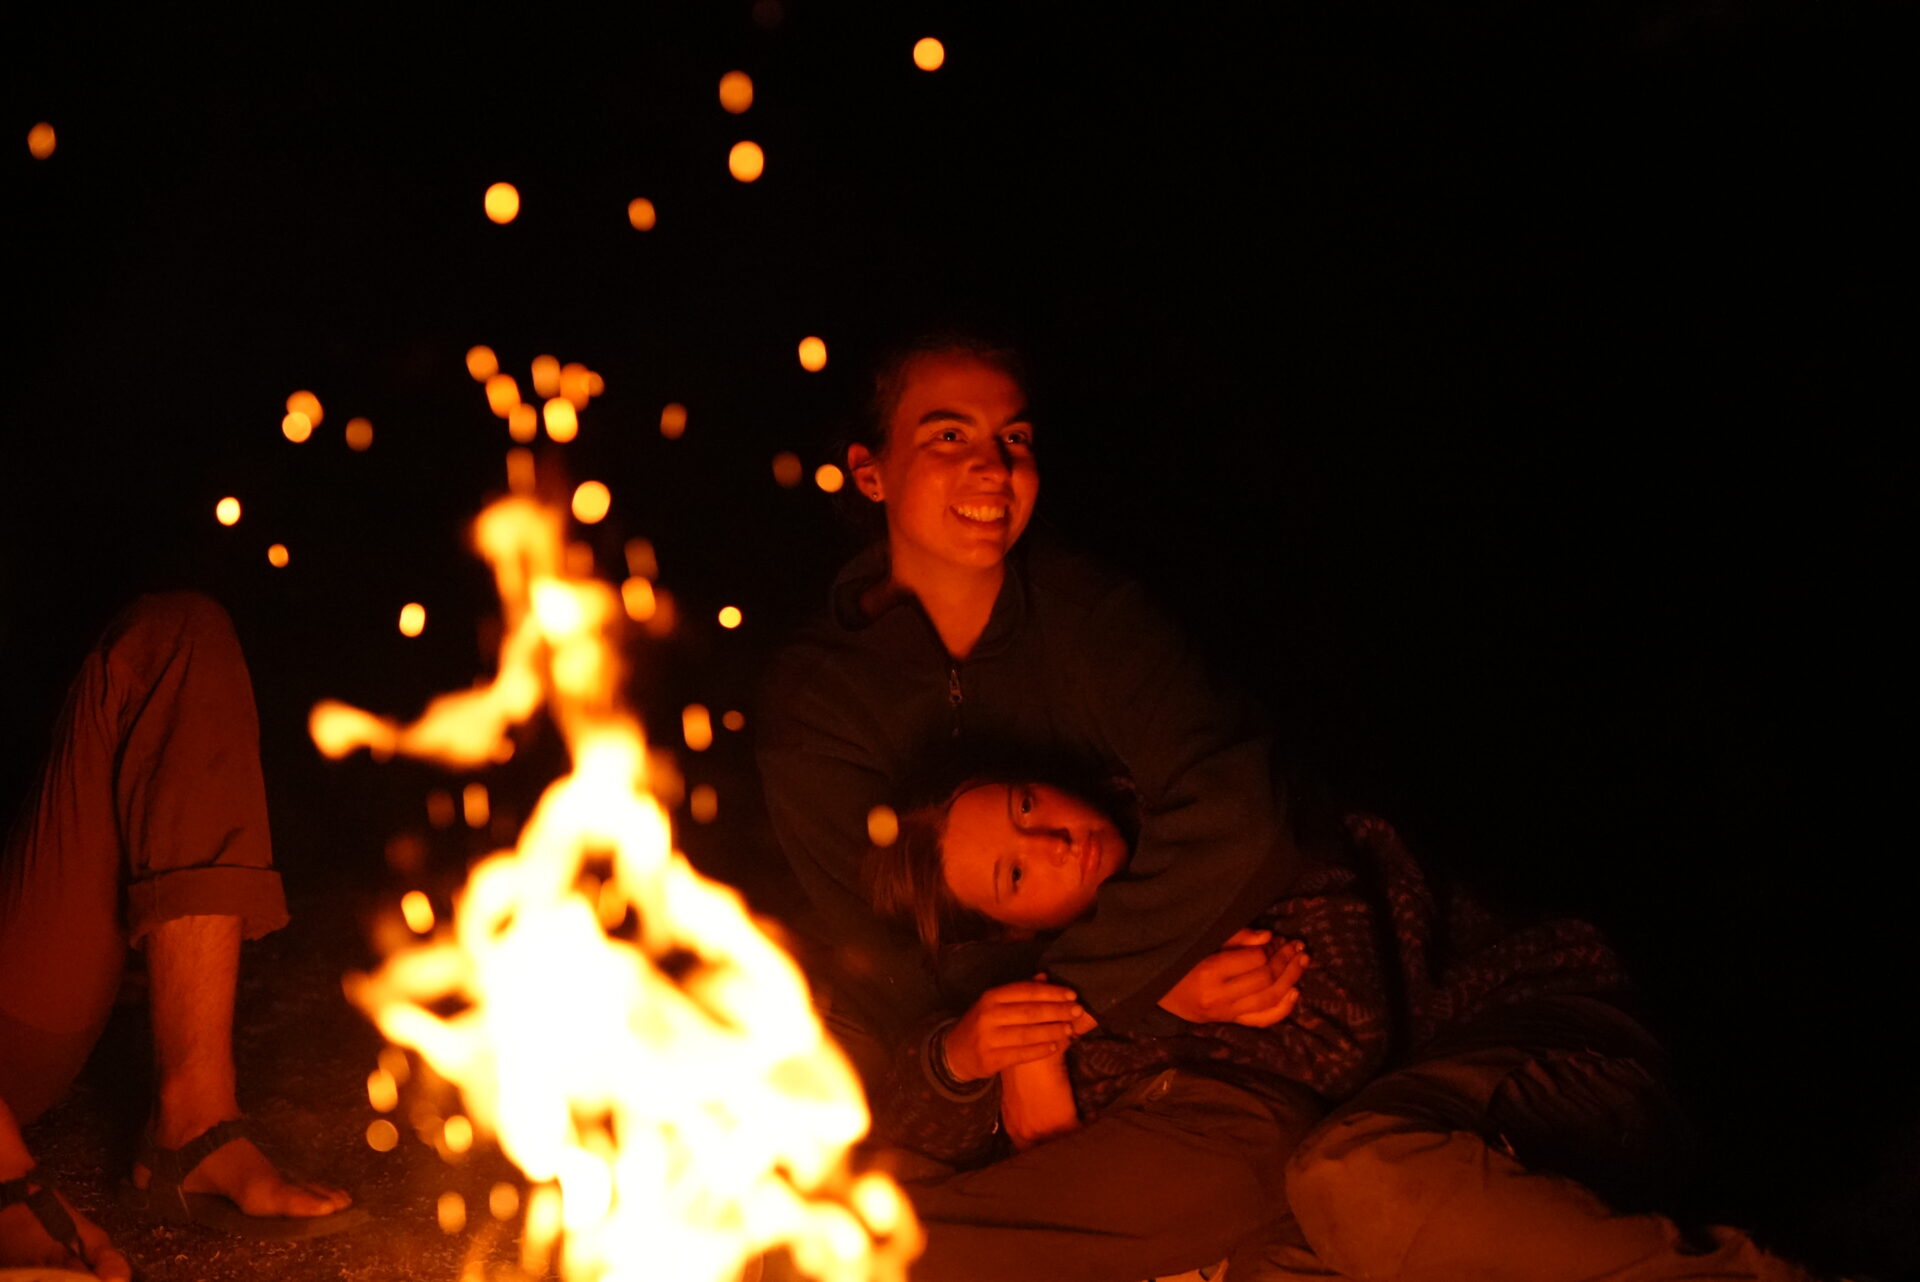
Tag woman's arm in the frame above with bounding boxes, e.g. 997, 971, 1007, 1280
998, 1051, 1080, 1151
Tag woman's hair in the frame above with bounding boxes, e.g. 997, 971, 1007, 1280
862, 780, 999, 956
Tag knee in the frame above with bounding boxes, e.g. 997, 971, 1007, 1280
1286, 1109, 1472, 1278
105, 591, 242, 665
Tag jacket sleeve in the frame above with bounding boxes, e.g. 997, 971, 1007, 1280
1038, 577, 1299, 1034
755, 648, 942, 1023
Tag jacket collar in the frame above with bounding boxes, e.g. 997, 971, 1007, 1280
827, 540, 1031, 662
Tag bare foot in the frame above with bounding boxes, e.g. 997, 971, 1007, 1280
134, 1116, 352, 1219
0, 1178, 134, 1281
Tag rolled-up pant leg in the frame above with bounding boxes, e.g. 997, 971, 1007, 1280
903, 1070, 1321, 1282
1271, 996, 1818, 1282
0, 592, 288, 1123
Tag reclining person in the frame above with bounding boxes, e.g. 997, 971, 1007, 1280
868, 773, 1834, 1282
1, 593, 356, 1280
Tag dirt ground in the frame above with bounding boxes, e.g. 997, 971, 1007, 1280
22, 884, 534, 1282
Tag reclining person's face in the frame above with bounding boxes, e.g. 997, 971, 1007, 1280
940, 782, 1128, 934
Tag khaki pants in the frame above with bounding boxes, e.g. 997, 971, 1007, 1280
0, 592, 287, 1123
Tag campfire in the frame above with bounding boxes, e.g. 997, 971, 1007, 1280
310, 487, 919, 1282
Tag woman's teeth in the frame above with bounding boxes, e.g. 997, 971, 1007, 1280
954, 504, 1008, 522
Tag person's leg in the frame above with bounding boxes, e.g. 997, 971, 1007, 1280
903, 1070, 1320, 1282
133, 913, 348, 1216
1277, 996, 1822, 1282
0, 1094, 132, 1279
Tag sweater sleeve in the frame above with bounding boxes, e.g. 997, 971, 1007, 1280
1038, 577, 1298, 1035
871, 1018, 1005, 1166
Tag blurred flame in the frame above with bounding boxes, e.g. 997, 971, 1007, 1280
446, 1114, 476, 1154
729, 141, 765, 183
660, 403, 688, 440
318, 495, 916, 1282
439, 1190, 469, 1234
628, 198, 657, 231
486, 182, 521, 224
467, 346, 500, 381
797, 337, 828, 372
369, 1067, 400, 1113
267, 543, 291, 568
532, 355, 562, 399
813, 465, 845, 494
346, 417, 374, 451
399, 602, 428, 637
620, 578, 657, 624
719, 71, 754, 114
913, 38, 946, 71
510, 404, 540, 444
491, 1182, 521, 1220
282, 411, 314, 443
216, 497, 242, 526
717, 606, 743, 630
28, 122, 56, 160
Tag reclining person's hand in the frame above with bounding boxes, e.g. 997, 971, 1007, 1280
941, 979, 1084, 1082
1158, 928, 1308, 1028
999, 1051, 1080, 1151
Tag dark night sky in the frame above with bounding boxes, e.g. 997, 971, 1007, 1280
7, 3, 1913, 1266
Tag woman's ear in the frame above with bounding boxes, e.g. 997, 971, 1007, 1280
847, 443, 885, 503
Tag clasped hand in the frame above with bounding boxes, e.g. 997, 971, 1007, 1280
941, 979, 1092, 1083
1157, 928, 1309, 1027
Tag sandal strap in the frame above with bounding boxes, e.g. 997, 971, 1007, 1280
0, 1172, 89, 1265
142, 1116, 256, 1189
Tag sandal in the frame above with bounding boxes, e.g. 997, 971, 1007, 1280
121, 1118, 365, 1240
0, 1170, 100, 1275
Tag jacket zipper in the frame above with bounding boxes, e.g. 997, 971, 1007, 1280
948, 664, 963, 737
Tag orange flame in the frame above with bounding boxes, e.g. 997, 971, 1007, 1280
315, 497, 917, 1281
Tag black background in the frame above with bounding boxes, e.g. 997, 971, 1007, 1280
7, 3, 1912, 1271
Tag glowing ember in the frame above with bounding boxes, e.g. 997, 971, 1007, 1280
722, 710, 746, 733
572, 481, 612, 524
216, 496, 242, 526
660, 403, 688, 439
28, 122, 57, 160
510, 404, 540, 443
865, 806, 900, 848
314, 496, 916, 1282
912, 38, 945, 72
367, 1119, 400, 1152
399, 602, 428, 637
507, 448, 537, 494
719, 71, 754, 114
487, 374, 523, 418
689, 783, 719, 824
533, 355, 562, 399
682, 704, 714, 752
402, 891, 436, 934
628, 198, 657, 231
813, 464, 845, 494
467, 346, 501, 381
369, 1068, 400, 1113
346, 417, 375, 451
464, 782, 492, 829
486, 182, 521, 224
282, 411, 314, 443
772, 452, 804, 488
729, 141, 766, 183
546, 398, 581, 443
267, 543, 291, 568
620, 578, 657, 623
560, 363, 594, 409
798, 336, 828, 372
288, 389, 324, 425
717, 606, 743, 630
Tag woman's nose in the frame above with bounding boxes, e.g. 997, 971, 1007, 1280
1025, 832, 1072, 865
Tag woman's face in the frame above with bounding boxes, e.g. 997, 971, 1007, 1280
849, 353, 1039, 584
940, 782, 1129, 933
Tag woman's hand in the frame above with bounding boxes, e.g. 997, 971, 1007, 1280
1157, 929, 1309, 1028
941, 979, 1084, 1083
999, 1051, 1080, 1151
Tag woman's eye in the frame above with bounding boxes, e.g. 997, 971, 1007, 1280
1010, 864, 1023, 887
1003, 430, 1032, 448
937, 428, 962, 442
1018, 790, 1035, 816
